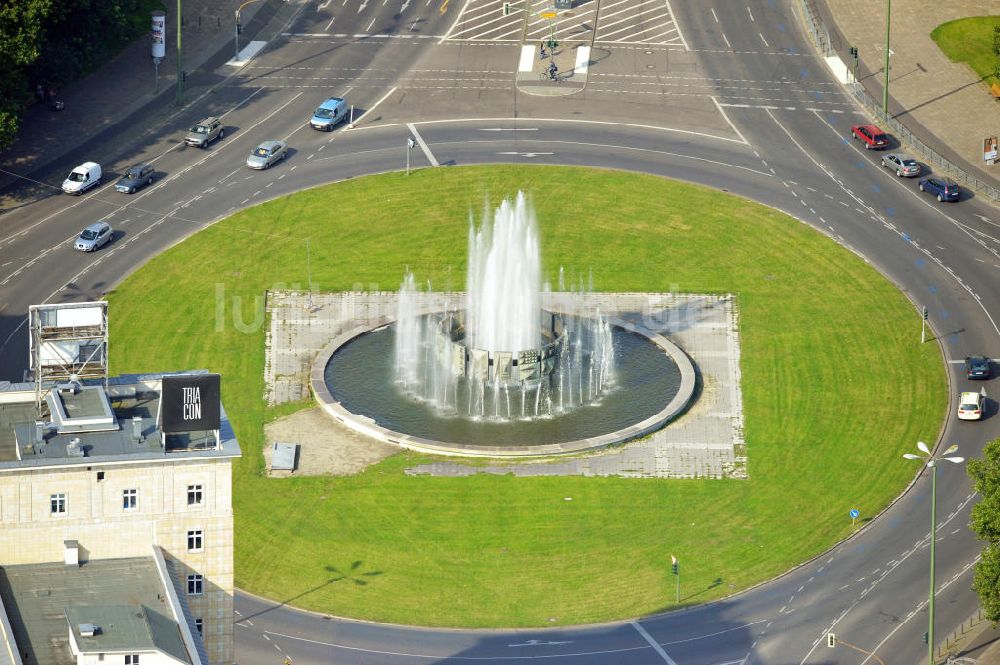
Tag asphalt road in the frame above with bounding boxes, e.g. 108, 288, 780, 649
1, 0, 1000, 664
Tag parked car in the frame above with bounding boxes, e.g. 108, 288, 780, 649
880, 153, 920, 177
74, 221, 113, 252
957, 390, 985, 421
115, 163, 154, 194
851, 124, 889, 149
966, 355, 991, 380
310, 97, 347, 131
246, 141, 287, 170
61, 162, 102, 195
918, 177, 960, 202
185, 117, 224, 148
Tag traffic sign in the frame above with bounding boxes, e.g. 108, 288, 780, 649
540, 11, 557, 18
849, 509, 860, 519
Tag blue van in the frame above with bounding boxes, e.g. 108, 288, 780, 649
310, 97, 348, 131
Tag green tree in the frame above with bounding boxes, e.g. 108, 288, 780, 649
968, 439, 1000, 623
0, 0, 51, 149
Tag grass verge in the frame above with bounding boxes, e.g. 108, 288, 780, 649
107, 165, 946, 627
931, 16, 1000, 87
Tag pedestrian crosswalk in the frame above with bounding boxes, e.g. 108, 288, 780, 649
442, 0, 685, 45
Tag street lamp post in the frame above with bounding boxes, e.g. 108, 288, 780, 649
882, 0, 891, 116
903, 441, 964, 665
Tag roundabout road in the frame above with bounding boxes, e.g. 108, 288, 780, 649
2, 1, 1000, 664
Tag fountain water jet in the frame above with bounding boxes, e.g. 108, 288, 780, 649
393, 192, 615, 420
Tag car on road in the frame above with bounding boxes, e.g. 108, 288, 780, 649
918, 176, 960, 202
851, 124, 889, 149
246, 140, 287, 170
115, 163, 154, 193
185, 117, 224, 148
74, 221, 113, 252
958, 390, 986, 421
61, 161, 102, 195
310, 97, 347, 131
966, 355, 991, 380
880, 153, 920, 177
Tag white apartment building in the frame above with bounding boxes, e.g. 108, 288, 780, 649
0, 372, 241, 665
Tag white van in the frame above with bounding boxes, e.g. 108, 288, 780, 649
62, 162, 102, 195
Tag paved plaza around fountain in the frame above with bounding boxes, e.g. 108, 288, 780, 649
265, 290, 746, 479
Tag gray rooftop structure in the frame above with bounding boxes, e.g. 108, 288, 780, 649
0, 371, 240, 470
65, 605, 188, 663
0, 557, 192, 665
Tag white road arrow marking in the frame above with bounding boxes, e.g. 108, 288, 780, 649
357, 1, 368, 12
401, 0, 410, 10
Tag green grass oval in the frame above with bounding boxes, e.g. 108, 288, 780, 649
107, 165, 946, 627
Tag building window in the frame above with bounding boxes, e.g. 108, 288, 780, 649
187, 529, 204, 552
122, 488, 138, 511
187, 484, 203, 506
125, 656, 139, 665
194, 618, 203, 636
186, 574, 203, 595
50, 493, 66, 514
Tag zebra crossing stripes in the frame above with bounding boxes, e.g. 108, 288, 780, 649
524, 0, 597, 44
442, 0, 524, 41
595, 0, 685, 46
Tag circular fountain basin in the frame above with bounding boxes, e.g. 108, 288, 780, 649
311, 315, 697, 457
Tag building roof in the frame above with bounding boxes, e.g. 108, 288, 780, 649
65, 604, 188, 662
0, 557, 191, 665
0, 372, 240, 471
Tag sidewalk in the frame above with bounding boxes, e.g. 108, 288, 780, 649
0, 0, 278, 203
819, 0, 1000, 192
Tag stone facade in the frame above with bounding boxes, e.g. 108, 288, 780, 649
0, 458, 235, 665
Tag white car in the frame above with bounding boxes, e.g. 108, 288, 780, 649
957, 390, 985, 421
62, 161, 102, 194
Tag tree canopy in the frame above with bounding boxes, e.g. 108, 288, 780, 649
968, 439, 1000, 622
0, 0, 161, 150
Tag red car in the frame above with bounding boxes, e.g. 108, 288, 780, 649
851, 124, 889, 149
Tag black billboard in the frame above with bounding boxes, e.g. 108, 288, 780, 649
161, 374, 221, 433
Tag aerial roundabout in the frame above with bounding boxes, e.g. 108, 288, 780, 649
107, 163, 945, 628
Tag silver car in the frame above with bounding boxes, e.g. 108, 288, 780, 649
880, 153, 921, 177
74, 221, 113, 252
246, 140, 288, 170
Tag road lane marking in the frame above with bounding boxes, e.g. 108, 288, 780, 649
519, 44, 535, 72
710, 96, 748, 145
346, 86, 398, 127
631, 621, 679, 665
746, 6, 754, 21
406, 123, 439, 166
722, 32, 731, 48
759, 31, 769, 47
710, 7, 718, 21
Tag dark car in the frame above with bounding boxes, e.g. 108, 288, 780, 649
851, 124, 889, 149
918, 177, 960, 202
966, 355, 991, 379
115, 163, 154, 194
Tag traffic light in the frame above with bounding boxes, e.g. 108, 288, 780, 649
849, 46, 858, 58
922, 306, 929, 320
502, 2, 510, 15
670, 555, 679, 575
826, 633, 836, 648
922, 632, 929, 644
